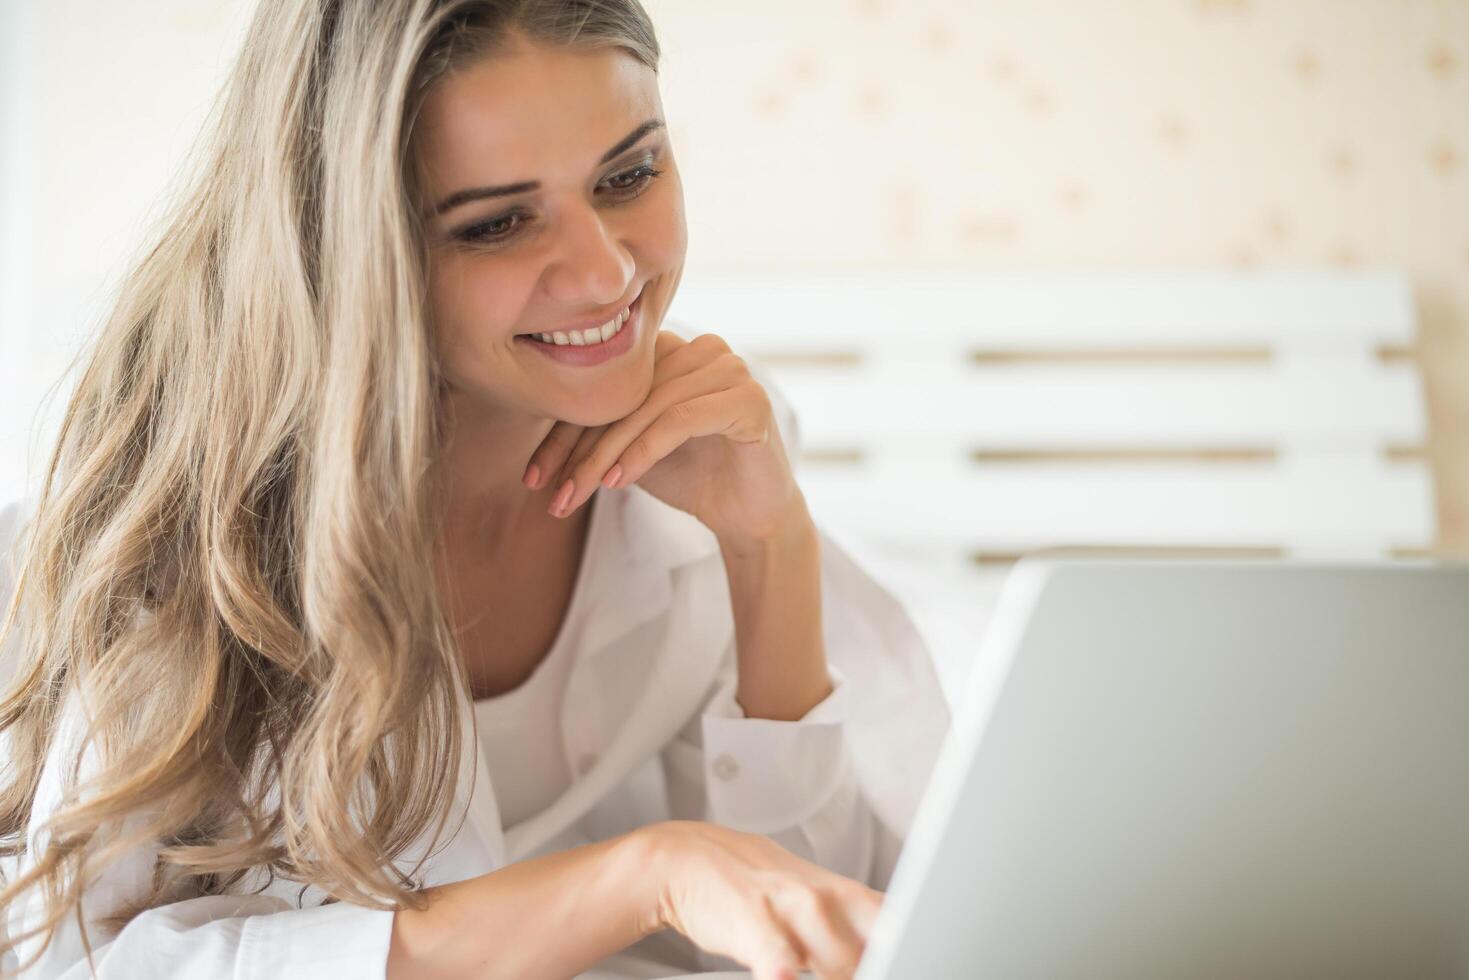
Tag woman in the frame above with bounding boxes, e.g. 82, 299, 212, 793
0, 1, 949, 977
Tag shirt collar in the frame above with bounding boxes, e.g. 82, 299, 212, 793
609, 483, 723, 573
554, 483, 723, 666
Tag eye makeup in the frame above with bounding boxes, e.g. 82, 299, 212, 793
448, 143, 668, 250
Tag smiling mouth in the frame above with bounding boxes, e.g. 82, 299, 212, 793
517, 289, 643, 347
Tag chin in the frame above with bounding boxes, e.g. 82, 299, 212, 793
555, 375, 654, 428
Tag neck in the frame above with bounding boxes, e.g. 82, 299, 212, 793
439, 393, 561, 555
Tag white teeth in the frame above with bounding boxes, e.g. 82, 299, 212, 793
539, 305, 631, 347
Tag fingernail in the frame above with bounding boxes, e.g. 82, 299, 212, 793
523, 462, 540, 489
551, 479, 574, 516
602, 464, 622, 489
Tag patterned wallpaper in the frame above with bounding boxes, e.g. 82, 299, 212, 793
648, 0, 1469, 552
7, 0, 1465, 551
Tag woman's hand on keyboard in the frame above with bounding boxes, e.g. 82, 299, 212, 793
632, 819, 882, 980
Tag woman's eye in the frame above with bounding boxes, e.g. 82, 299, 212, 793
602, 163, 663, 196
455, 163, 664, 248
459, 211, 528, 246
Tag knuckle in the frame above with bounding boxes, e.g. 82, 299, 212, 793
717, 350, 748, 375
572, 453, 604, 481
693, 332, 730, 354
764, 929, 800, 960
748, 380, 772, 411
783, 881, 827, 916
624, 436, 652, 467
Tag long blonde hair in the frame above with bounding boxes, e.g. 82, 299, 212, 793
0, 0, 659, 970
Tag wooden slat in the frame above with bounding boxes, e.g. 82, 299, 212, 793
966, 545, 1289, 565
767, 362, 1426, 447
754, 346, 1419, 368
1376, 345, 1417, 364
795, 464, 1435, 551
967, 348, 1273, 365
967, 447, 1279, 465
801, 447, 1431, 467
1384, 444, 1431, 462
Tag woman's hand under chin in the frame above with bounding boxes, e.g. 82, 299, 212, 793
520, 329, 809, 548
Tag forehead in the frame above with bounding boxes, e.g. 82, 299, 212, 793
413, 38, 662, 192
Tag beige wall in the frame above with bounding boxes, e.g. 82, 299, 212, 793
1, 0, 252, 503
648, 0, 1469, 553
7, 0, 1466, 552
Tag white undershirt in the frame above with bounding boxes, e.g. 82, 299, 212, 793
470, 504, 595, 829
471, 629, 576, 828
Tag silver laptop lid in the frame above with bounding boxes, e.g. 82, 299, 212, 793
861, 560, 1469, 980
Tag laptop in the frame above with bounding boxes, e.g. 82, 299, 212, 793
852, 558, 1469, 980
644, 559, 1469, 979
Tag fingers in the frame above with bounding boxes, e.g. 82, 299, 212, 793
522, 420, 585, 492
768, 883, 868, 980
613, 385, 759, 481
653, 326, 688, 359
545, 424, 607, 517
562, 385, 734, 518
747, 889, 809, 980
653, 821, 879, 980
521, 329, 701, 506
748, 918, 806, 980
649, 330, 726, 387
552, 356, 753, 517
841, 883, 883, 943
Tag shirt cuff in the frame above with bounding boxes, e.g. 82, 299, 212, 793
699, 664, 851, 835
241, 900, 396, 978
701, 662, 848, 723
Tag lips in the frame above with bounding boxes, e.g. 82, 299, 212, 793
514, 290, 642, 366
517, 287, 644, 341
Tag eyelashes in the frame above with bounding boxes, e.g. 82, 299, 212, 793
455, 163, 666, 248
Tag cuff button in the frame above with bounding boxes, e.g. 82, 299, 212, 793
711, 753, 741, 781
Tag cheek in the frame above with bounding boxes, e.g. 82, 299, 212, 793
429, 256, 527, 350
642, 181, 688, 269
636, 186, 688, 335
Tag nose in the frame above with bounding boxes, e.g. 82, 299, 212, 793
541, 199, 634, 309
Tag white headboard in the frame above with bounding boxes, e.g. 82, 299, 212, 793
667, 271, 1435, 696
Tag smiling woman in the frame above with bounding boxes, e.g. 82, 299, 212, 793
411, 28, 687, 437
0, 2, 948, 979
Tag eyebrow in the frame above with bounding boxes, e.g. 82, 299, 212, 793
430, 117, 665, 217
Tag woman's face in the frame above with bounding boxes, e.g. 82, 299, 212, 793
413, 34, 686, 428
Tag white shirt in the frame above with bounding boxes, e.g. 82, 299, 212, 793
0, 378, 951, 978
470, 543, 582, 828
472, 655, 574, 830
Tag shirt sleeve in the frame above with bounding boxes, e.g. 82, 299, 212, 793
0, 530, 397, 980
659, 659, 884, 889
1, 691, 398, 980
5, 894, 396, 979
658, 526, 947, 898
654, 659, 895, 977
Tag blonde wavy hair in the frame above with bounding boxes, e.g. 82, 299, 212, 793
0, 0, 659, 971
